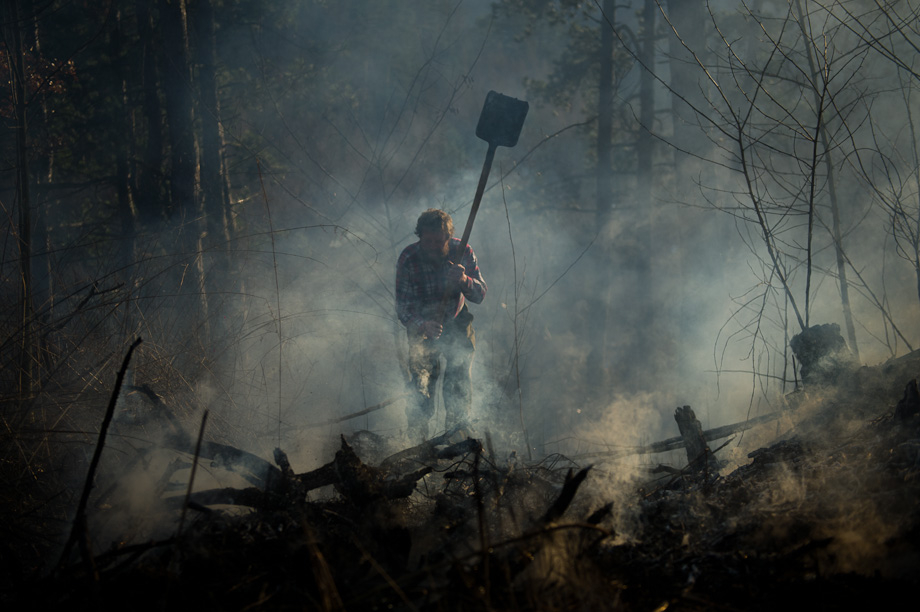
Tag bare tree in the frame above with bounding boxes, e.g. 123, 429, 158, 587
822, 0, 920, 309
652, 0, 918, 390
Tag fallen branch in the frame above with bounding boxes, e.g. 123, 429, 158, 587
130, 382, 280, 488
675, 405, 720, 475
379, 424, 467, 469
541, 466, 591, 524
174, 435, 440, 511
575, 410, 785, 461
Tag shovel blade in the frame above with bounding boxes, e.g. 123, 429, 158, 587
475, 91, 529, 148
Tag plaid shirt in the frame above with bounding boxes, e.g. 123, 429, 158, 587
396, 238, 486, 331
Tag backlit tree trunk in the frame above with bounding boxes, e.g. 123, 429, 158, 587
7, 0, 35, 397
191, 0, 231, 251
191, 0, 232, 346
160, 0, 210, 344
160, 0, 198, 220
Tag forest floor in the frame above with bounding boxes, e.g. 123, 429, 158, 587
2, 352, 920, 611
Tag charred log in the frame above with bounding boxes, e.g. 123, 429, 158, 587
178, 486, 268, 509
674, 405, 720, 475
176, 436, 436, 511
541, 466, 591, 524
331, 435, 431, 505
379, 424, 470, 469
790, 323, 859, 386
130, 382, 281, 488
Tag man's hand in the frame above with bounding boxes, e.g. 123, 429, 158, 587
420, 320, 443, 339
446, 261, 468, 286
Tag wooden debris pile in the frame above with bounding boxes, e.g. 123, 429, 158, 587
593, 378, 920, 611
16, 421, 615, 611
5, 352, 920, 610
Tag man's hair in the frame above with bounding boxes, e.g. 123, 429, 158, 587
415, 208, 454, 238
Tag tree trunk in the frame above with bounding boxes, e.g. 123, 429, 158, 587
665, 0, 707, 166
8, 0, 35, 398
159, 0, 198, 220
135, 0, 166, 224
191, 0, 231, 251
190, 0, 231, 347
588, 0, 615, 395
636, 0, 656, 206
911, 106, 920, 307
20, 0, 52, 324
159, 0, 210, 344
825, 149, 860, 359
111, 8, 137, 270
792, 0, 860, 359
631, 0, 658, 391
674, 405, 720, 475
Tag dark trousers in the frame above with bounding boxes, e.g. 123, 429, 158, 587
406, 307, 475, 443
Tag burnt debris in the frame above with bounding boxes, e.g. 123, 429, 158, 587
4, 354, 920, 611
790, 323, 859, 386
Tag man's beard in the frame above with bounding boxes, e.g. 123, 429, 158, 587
421, 242, 449, 264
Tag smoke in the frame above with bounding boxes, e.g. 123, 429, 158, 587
172, 0, 920, 479
9, 0, 918, 567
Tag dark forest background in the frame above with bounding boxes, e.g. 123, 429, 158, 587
2, 0, 919, 534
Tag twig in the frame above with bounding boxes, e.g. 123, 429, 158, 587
472, 450, 490, 603
501, 165, 532, 461
300, 395, 408, 429
177, 410, 209, 536
257, 158, 284, 447
58, 337, 142, 572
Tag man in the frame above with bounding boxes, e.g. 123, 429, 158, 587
396, 209, 487, 443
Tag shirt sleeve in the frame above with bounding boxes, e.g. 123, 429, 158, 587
461, 244, 486, 304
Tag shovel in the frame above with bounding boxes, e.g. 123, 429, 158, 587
457, 90, 529, 253
437, 91, 529, 323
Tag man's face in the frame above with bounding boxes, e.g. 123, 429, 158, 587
419, 230, 450, 263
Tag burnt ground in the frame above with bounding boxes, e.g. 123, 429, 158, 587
2, 354, 920, 611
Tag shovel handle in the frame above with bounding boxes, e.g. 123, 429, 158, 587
458, 142, 496, 255
435, 142, 497, 324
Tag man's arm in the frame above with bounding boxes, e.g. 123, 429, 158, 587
458, 244, 486, 304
